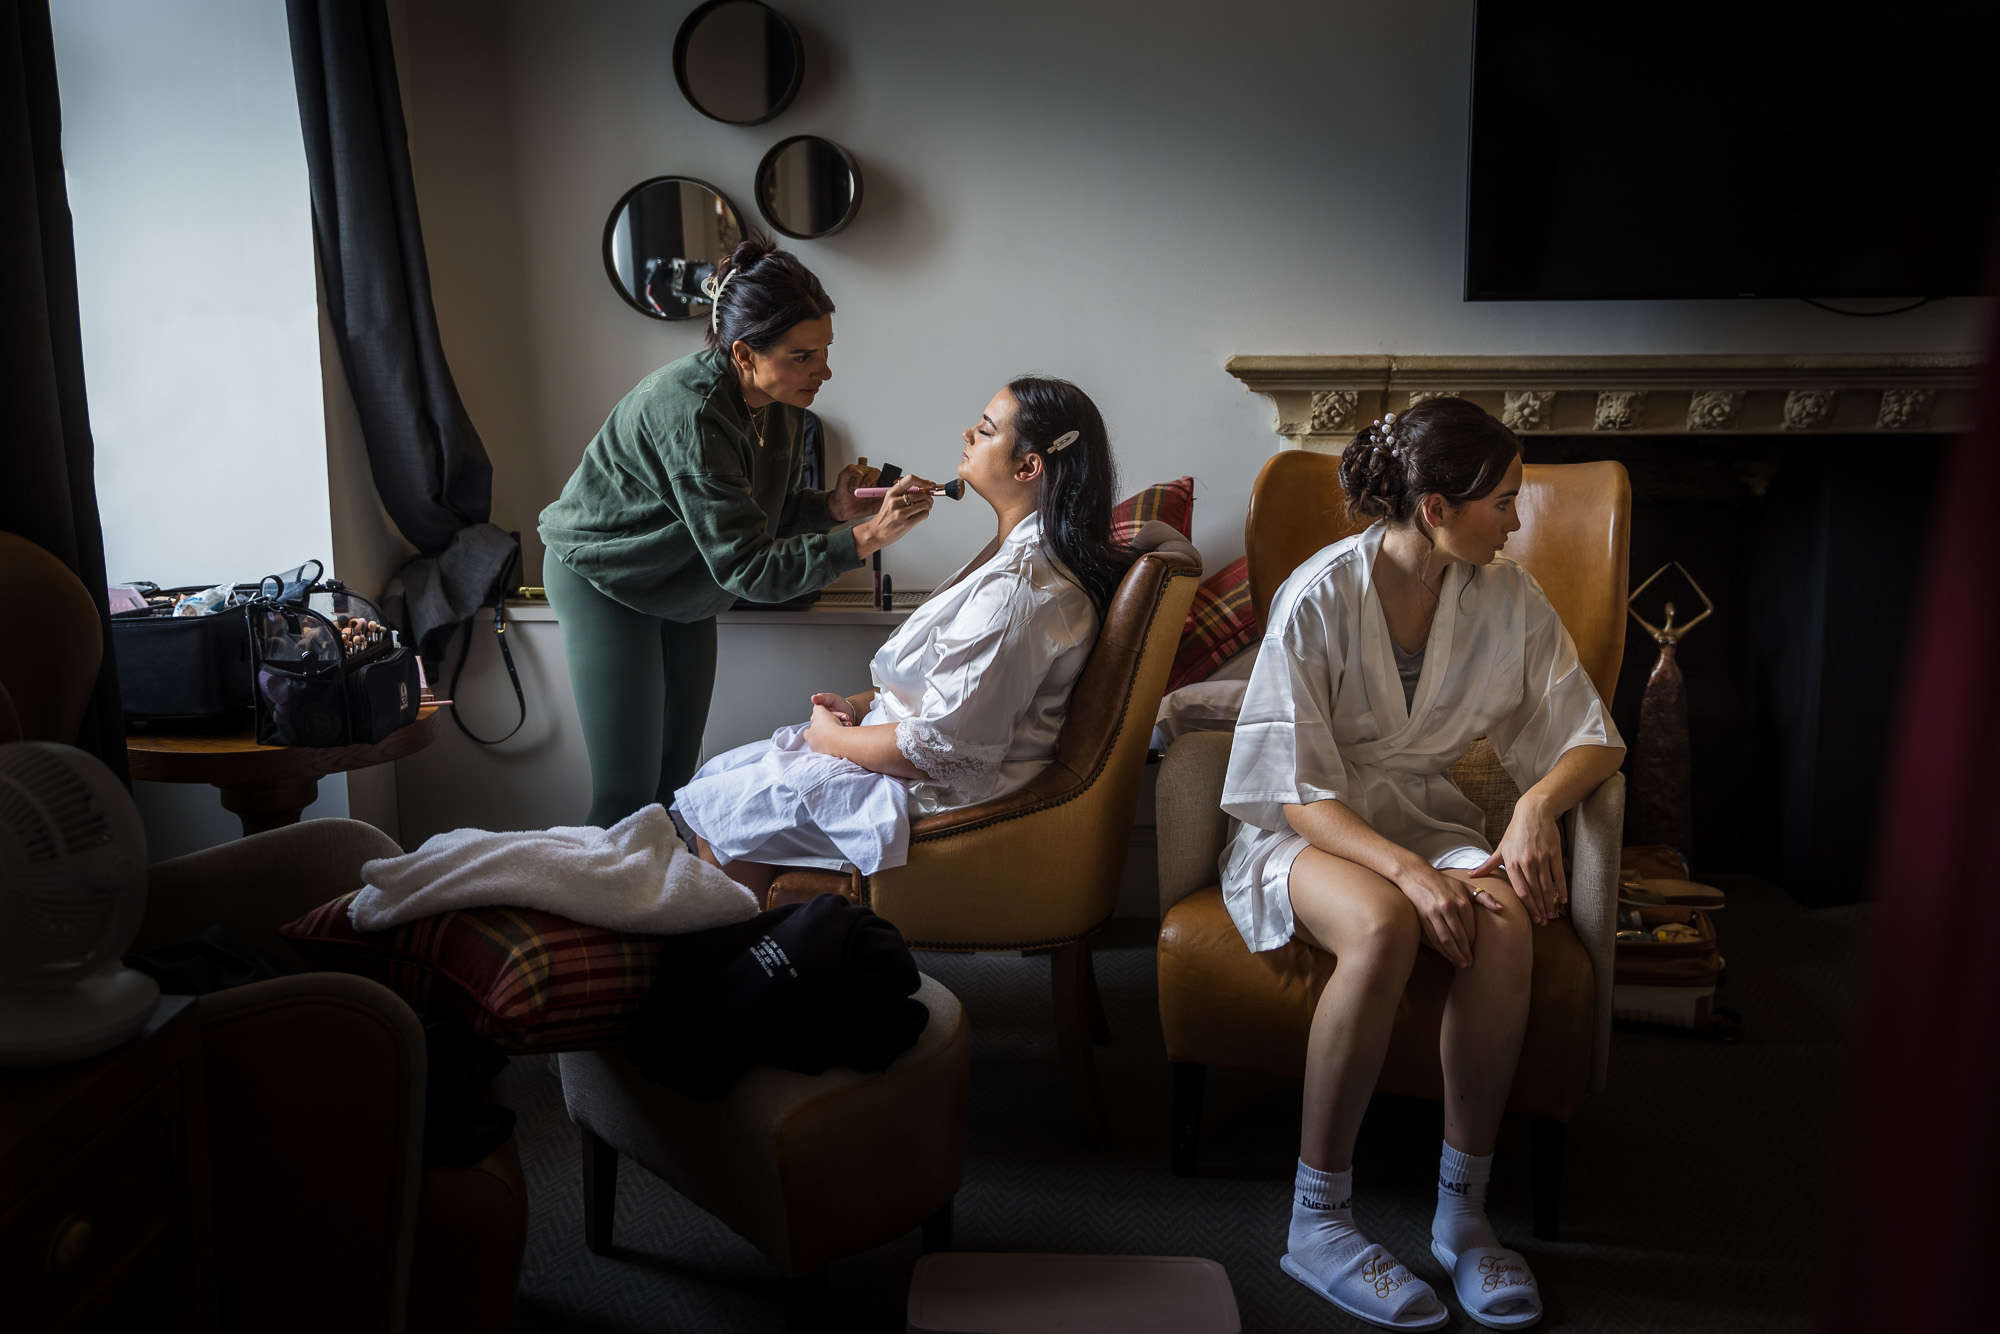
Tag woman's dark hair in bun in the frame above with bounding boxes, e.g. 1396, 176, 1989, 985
1338, 396, 1520, 529
703, 232, 834, 354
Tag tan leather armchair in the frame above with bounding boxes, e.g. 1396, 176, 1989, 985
767, 546, 1202, 1143
1, 529, 526, 1332
1153, 457, 1629, 1238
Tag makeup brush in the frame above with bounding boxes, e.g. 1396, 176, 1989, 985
854, 479, 964, 500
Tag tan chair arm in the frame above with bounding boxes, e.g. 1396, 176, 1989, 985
1156, 731, 1235, 915
139, 817, 403, 964
1565, 771, 1625, 1094
196, 973, 426, 1334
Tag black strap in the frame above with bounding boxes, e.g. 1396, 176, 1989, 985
449, 599, 525, 745
449, 537, 525, 745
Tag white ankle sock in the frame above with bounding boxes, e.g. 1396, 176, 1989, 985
1289, 1159, 1366, 1264
1432, 1142, 1501, 1256
1286, 1158, 1443, 1327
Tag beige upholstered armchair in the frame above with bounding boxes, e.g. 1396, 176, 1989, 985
1152, 456, 1630, 1237
768, 546, 1202, 1142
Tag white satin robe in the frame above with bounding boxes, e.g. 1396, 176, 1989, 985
674, 512, 1098, 875
1219, 522, 1622, 953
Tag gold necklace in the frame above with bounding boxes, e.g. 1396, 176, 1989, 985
747, 403, 769, 449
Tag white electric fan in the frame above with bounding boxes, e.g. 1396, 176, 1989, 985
0, 741, 160, 1066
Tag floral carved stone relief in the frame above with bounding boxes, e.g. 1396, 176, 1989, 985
1782, 390, 1836, 430
1594, 391, 1647, 430
1310, 390, 1359, 433
1226, 355, 1974, 446
1686, 390, 1743, 431
1501, 391, 1555, 431
1876, 388, 1934, 430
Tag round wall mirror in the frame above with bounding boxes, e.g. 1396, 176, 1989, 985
602, 176, 744, 320
755, 136, 863, 240
673, 0, 803, 126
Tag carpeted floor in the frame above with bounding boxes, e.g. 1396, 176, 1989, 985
503, 876, 1863, 1331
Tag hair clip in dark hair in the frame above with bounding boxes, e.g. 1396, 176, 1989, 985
699, 268, 737, 334
1047, 429, 1080, 454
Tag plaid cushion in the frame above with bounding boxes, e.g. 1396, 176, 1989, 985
1110, 476, 1195, 546
279, 891, 662, 1053
1165, 556, 1255, 692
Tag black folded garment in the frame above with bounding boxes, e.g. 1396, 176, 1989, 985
627, 892, 929, 1099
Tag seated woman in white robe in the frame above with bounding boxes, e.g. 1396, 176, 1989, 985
673, 376, 1129, 902
1220, 397, 1624, 1332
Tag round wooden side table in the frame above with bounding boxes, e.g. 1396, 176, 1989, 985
126, 706, 439, 836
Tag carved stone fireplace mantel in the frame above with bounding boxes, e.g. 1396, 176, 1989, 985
1225, 353, 1980, 449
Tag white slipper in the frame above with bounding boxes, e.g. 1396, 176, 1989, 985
1280, 1246, 1449, 1331
1429, 1238, 1543, 1329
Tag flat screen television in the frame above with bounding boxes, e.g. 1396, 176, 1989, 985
1465, 0, 1998, 301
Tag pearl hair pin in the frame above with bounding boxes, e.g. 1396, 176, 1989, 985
1048, 430, 1081, 453
1372, 412, 1402, 458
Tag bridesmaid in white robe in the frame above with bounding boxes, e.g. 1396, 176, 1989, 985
673, 376, 1130, 904
1221, 398, 1624, 1332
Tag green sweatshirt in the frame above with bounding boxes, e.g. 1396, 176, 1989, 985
538, 349, 861, 620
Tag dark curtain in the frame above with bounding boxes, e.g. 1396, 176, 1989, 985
285, 0, 515, 672
0, 0, 127, 780
1821, 314, 2000, 1325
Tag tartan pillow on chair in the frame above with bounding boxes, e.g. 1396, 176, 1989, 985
1165, 556, 1255, 692
279, 892, 662, 1053
1110, 476, 1195, 547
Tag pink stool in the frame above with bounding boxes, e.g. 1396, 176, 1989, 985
907, 1253, 1240, 1334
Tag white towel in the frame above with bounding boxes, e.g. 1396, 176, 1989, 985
348, 804, 761, 934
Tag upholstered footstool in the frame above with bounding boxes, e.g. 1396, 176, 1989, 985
559, 972, 971, 1327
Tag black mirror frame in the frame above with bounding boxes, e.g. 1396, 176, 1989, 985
754, 135, 863, 240
672, 0, 804, 127
600, 175, 745, 322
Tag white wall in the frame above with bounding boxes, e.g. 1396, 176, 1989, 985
54, 0, 347, 854
386, 0, 1987, 598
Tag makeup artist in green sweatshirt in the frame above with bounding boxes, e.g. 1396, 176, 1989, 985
538, 237, 932, 826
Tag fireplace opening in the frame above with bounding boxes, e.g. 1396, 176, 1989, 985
1528, 434, 1948, 905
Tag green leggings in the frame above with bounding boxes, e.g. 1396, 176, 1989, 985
544, 557, 718, 827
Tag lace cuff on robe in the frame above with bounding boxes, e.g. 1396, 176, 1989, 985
895, 718, 1006, 807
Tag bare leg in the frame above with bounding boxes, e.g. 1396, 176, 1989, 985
1426, 870, 1544, 1325
1288, 848, 1422, 1171
695, 834, 778, 902
1436, 869, 1534, 1155
1283, 849, 1448, 1327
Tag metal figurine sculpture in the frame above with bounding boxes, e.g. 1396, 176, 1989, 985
1626, 561, 1715, 861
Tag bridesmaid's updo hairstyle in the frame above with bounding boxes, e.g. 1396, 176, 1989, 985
1340, 396, 1520, 529
1007, 375, 1124, 616
702, 232, 834, 354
